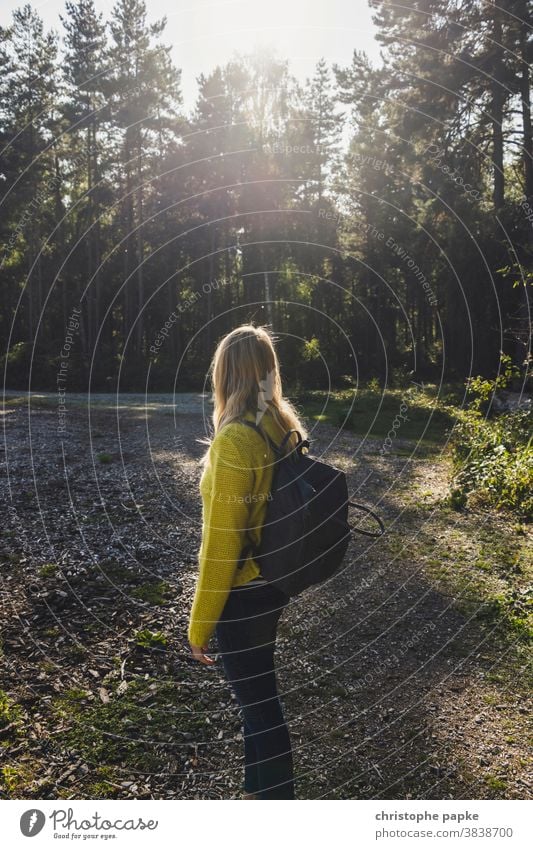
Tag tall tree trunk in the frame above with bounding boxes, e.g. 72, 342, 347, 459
86, 115, 94, 353
136, 142, 144, 365
92, 118, 102, 356
27, 114, 35, 343
123, 128, 133, 354
520, 25, 533, 202
263, 271, 273, 327
206, 222, 216, 353
491, 3, 505, 213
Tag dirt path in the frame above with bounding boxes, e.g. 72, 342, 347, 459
0, 401, 531, 799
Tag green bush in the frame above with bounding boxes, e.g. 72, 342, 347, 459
299, 336, 324, 388
451, 353, 533, 517
450, 407, 533, 518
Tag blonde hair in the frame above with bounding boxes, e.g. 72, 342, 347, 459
198, 323, 307, 468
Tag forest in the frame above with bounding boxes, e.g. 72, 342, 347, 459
1, 1, 532, 804
1, 0, 532, 391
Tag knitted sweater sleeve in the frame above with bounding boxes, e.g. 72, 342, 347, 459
187, 427, 254, 646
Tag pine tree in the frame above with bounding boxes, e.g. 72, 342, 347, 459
60, 0, 108, 364
106, 0, 182, 383
1, 4, 58, 343
301, 58, 344, 206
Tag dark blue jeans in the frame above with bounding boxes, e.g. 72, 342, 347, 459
215, 580, 295, 799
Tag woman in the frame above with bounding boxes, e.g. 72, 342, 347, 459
188, 323, 308, 800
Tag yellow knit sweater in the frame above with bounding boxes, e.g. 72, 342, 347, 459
187, 408, 285, 646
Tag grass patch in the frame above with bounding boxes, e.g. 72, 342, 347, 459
475, 591, 532, 640
85, 764, 118, 798
52, 677, 204, 775
86, 779, 117, 798
293, 383, 458, 449
3, 395, 56, 410
131, 581, 172, 605
96, 452, 113, 464
382, 505, 533, 683
0, 689, 23, 730
98, 560, 139, 583
0, 552, 22, 566
1, 760, 41, 795
38, 562, 58, 577
67, 644, 90, 661
466, 532, 533, 640
484, 774, 508, 793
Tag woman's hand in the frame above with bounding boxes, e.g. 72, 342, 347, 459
189, 642, 216, 665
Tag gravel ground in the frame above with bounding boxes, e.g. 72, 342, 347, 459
0, 398, 531, 800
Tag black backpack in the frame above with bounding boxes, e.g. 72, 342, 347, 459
238, 420, 385, 598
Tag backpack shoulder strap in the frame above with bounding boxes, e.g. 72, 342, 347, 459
239, 418, 282, 456
239, 418, 310, 458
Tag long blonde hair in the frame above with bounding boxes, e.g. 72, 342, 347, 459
199, 323, 308, 468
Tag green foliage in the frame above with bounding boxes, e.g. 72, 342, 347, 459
476, 588, 532, 639
1, 762, 38, 796
466, 354, 522, 411
299, 337, 324, 388
0, 689, 22, 729
1, 2, 532, 392
131, 581, 172, 605
449, 487, 468, 510
450, 354, 533, 517
134, 629, 168, 649
484, 775, 508, 793
38, 562, 58, 577
96, 452, 113, 464
302, 336, 321, 362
